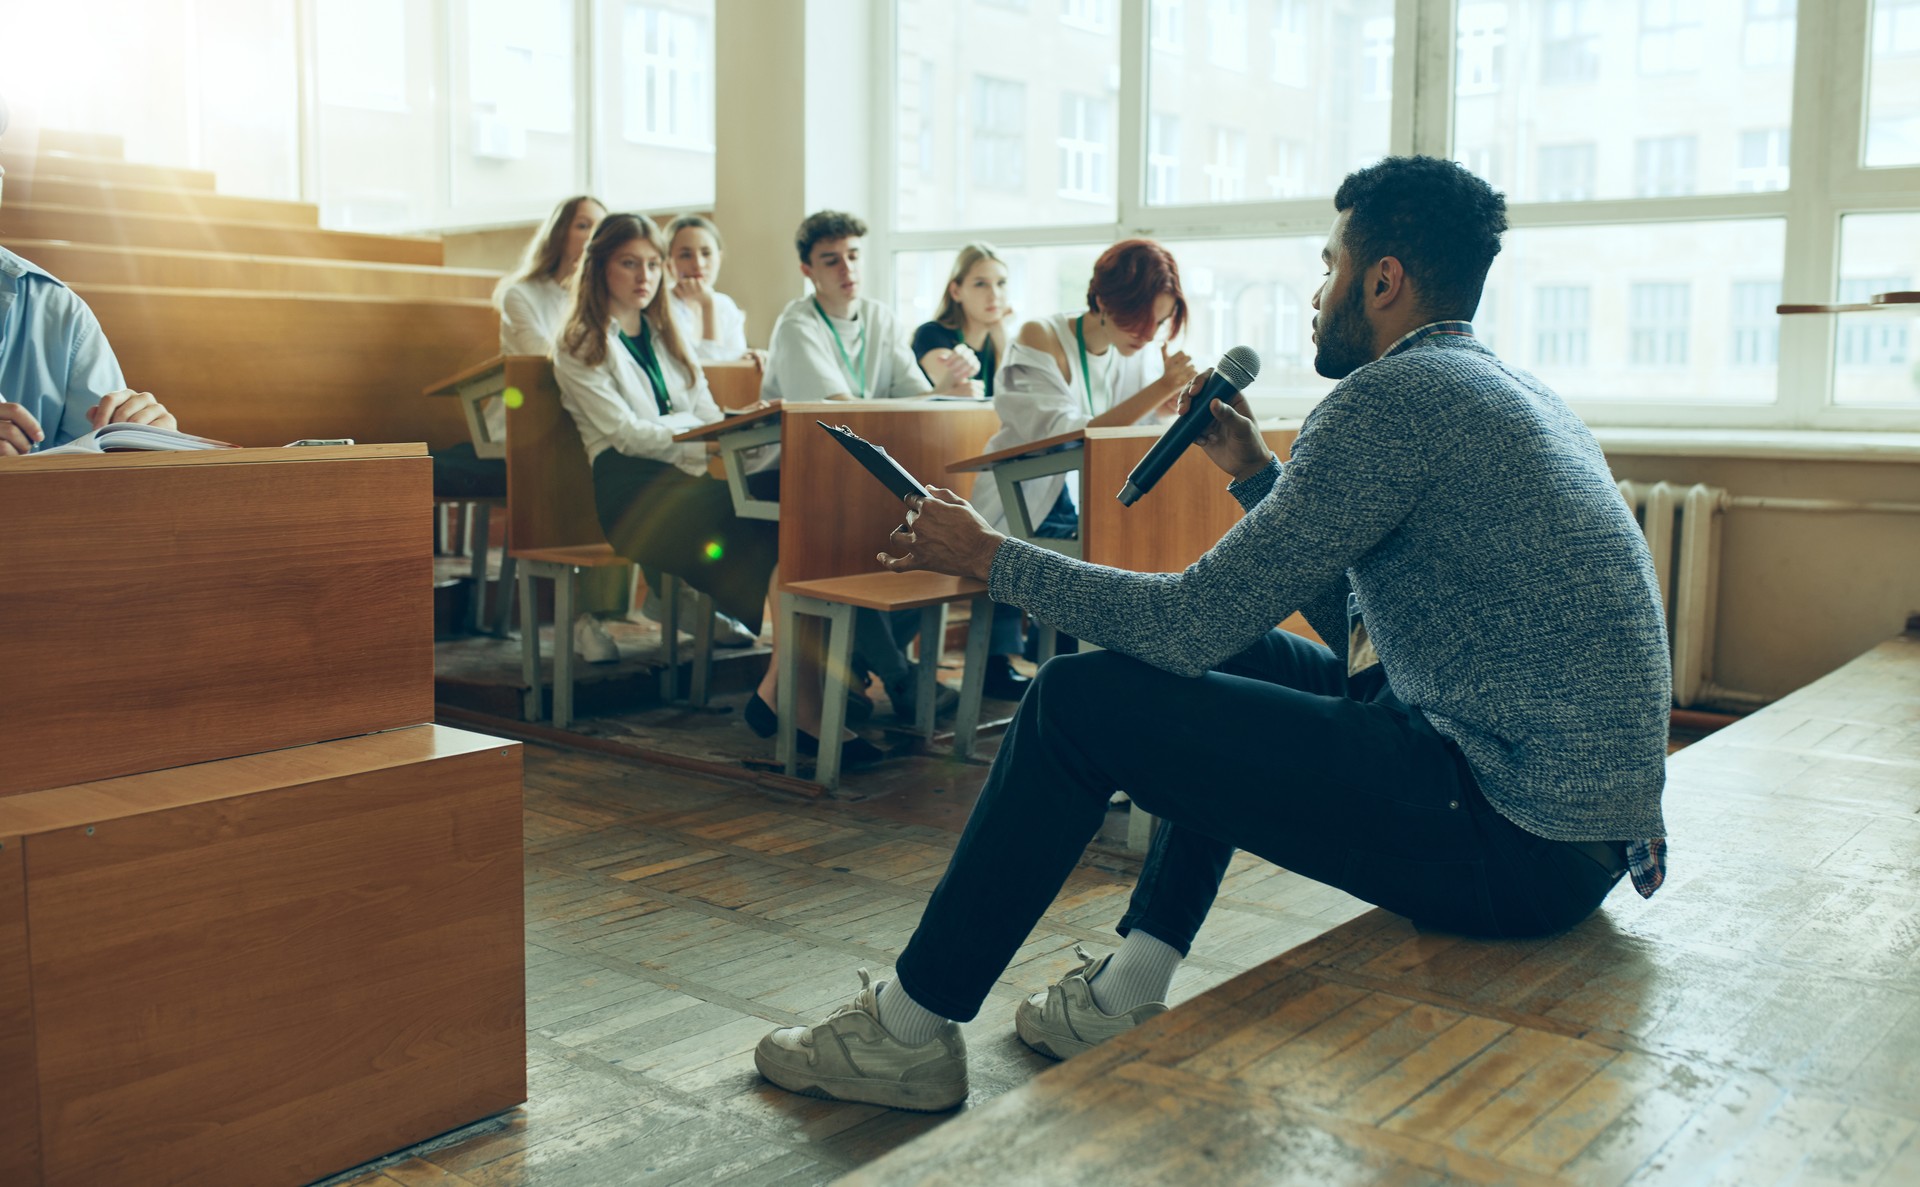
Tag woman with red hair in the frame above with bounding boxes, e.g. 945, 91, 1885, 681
968, 239, 1198, 695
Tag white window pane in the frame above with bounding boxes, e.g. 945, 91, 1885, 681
596, 0, 714, 210
1455, 0, 1794, 202
448, 0, 577, 221
1867, 0, 1920, 166
1834, 213, 1920, 405
1148, 0, 1393, 207
1152, 237, 1340, 406
315, 0, 438, 229
1477, 220, 1785, 401
897, 0, 1118, 229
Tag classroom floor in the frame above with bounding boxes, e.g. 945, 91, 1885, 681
319, 738, 1368, 1187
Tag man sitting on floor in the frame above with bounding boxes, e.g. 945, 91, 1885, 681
752, 156, 1671, 1113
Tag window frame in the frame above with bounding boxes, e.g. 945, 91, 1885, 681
871, 0, 1920, 430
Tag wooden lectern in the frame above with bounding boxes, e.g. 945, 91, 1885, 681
0, 446, 525, 1187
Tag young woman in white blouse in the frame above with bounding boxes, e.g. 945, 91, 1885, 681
554, 214, 880, 765
497, 194, 605, 354
971, 239, 1198, 686
666, 214, 765, 370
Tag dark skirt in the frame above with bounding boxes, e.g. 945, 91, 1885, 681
591, 451, 779, 632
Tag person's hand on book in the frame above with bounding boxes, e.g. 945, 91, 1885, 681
878, 487, 1006, 582
0, 401, 45, 455
87, 389, 175, 432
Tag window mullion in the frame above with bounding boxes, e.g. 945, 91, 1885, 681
1407, 0, 1454, 158
1777, 0, 1855, 426
1116, 0, 1149, 232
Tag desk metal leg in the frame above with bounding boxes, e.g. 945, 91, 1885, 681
1126, 803, 1156, 853
467, 502, 490, 635
491, 552, 517, 637
554, 566, 576, 730
915, 604, 946, 740
954, 595, 994, 760
659, 575, 680, 702
518, 567, 541, 721
776, 593, 800, 774
1038, 624, 1059, 665
691, 588, 713, 708
816, 602, 855, 791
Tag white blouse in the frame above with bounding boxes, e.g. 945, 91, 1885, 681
669, 290, 750, 362
552, 319, 721, 474
498, 275, 570, 355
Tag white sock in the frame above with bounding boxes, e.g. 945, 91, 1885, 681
1089, 930, 1182, 1015
875, 980, 948, 1045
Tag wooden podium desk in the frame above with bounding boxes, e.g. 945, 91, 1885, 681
0, 445, 525, 1187
676, 399, 1000, 584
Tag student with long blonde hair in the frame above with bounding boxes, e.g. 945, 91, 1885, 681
912, 243, 1016, 400
665, 214, 764, 368
498, 194, 605, 353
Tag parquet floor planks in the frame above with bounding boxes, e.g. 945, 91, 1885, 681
321, 734, 1367, 1186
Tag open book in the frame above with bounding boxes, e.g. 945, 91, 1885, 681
30, 423, 238, 457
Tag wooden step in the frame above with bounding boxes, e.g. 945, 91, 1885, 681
33, 129, 123, 159
1, 203, 441, 265
0, 150, 216, 191
17, 176, 318, 227
8, 240, 498, 301
76, 284, 496, 449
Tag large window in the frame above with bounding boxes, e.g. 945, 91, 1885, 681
448, 0, 576, 223
884, 0, 1918, 426
598, 0, 716, 213
972, 77, 1029, 191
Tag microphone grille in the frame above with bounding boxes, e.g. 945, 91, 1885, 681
1217, 346, 1261, 390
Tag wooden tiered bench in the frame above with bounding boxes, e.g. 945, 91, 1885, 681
847, 629, 1920, 1185
1, 128, 494, 449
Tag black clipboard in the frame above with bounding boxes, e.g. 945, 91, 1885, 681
817, 421, 930, 504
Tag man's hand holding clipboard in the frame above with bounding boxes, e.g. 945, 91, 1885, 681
816, 421, 1007, 582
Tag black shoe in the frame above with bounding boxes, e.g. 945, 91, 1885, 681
795, 730, 888, 769
982, 655, 1033, 702
886, 664, 960, 723
746, 689, 872, 736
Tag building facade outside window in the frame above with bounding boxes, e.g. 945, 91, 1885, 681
1636, 134, 1698, 196
1535, 285, 1592, 367
1058, 93, 1112, 201
970, 76, 1027, 191
1630, 282, 1693, 366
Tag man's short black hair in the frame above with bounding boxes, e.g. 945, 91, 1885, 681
1333, 156, 1507, 322
796, 210, 868, 264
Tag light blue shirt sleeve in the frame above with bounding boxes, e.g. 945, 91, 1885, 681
0, 249, 128, 449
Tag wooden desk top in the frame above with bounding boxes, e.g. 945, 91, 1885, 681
0, 725, 511, 838
674, 402, 782, 442
422, 353, 508, 396
0, 442, 425, 473
783, 571, 989, 612
947, 430, 1086, 474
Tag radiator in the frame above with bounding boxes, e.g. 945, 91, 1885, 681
1616, 481, 1727, 708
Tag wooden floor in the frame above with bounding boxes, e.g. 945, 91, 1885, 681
323, 738, 1367, 1186
845, 633, 1920, 1186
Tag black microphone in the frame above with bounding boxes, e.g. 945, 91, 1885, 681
1117, 345, 1261, 506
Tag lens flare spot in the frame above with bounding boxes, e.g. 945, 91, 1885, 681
704, 541, 724, 561
503, 386, 524, 410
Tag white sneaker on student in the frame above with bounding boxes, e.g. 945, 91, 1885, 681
572, 614, 619, 664
754, 969, 969, 1112
1014, 945, 1167, 1061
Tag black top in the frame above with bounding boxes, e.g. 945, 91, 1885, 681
911, 321, 997, 399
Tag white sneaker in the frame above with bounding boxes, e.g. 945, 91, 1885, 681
1014, 944, 1167, 1062
572, 614, 619, 663
641, 589, 757, 647
712, 612, 760, 648
754, 969, 968, 1112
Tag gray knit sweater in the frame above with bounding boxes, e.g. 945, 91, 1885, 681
989, 328, 1671, 843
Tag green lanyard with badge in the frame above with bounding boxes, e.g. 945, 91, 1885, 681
813, 298, 869, 396
1073, 314, 1111, 417
617, 321, 672, 416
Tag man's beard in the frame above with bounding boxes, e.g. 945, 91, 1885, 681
1313, 279, 1374, 380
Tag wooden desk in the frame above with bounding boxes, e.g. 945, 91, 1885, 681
1081, 423, 1318, 644
676, 403, 784, 522
424, 353, 515, 459
948, 430, 1088, 558
0, 445, 433, 797
774, 401, 1000, 587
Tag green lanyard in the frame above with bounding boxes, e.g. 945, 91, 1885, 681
813, 298, 869, 396
618, 321, 672, 417
1074, 314, 1107, 416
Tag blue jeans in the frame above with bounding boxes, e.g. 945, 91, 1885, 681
892, 629, 1627, 1022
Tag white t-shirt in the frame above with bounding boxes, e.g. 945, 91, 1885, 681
669, 290, 750, 362
760, 295, 930, 403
